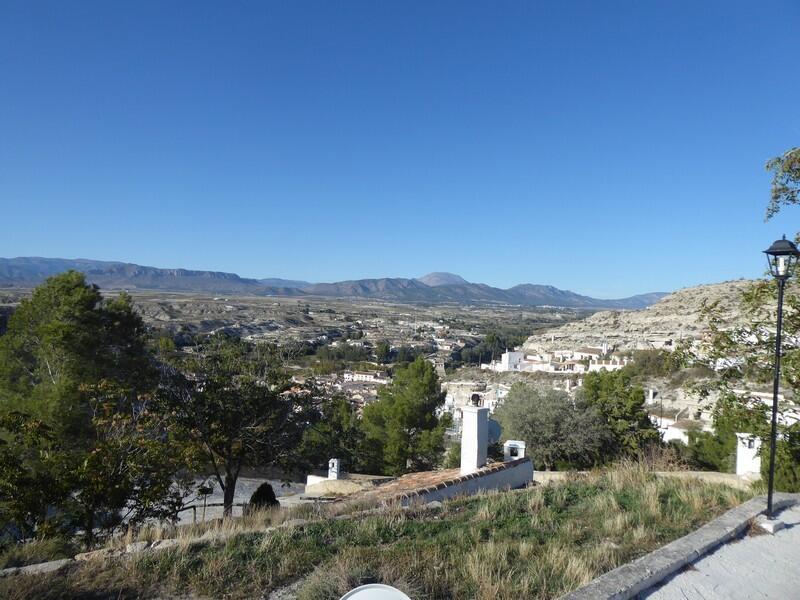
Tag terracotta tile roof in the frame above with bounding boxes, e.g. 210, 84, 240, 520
671, 419, 704, 431
346, 458, 532, 505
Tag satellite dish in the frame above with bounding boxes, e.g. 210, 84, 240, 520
339, 584, 411, 600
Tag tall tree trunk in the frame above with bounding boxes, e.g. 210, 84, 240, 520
223, 472, 237, 517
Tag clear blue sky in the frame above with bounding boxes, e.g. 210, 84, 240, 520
1, 1, 799, 297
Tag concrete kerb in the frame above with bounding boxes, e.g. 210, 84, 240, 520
0, 558, 73, 578
560, 492, 800, 600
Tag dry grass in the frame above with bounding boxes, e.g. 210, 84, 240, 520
0, 462, 754, 600
0, 538, 77, 569
106, 495, 385, 552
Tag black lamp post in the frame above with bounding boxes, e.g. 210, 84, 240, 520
763, 235, 800, 518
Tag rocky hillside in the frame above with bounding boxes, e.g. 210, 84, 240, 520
523, 280, 755, 352
415, 272, 469, 286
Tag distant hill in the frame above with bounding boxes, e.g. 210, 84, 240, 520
258, 278, 311, 289
507, 284, 665, 310
416, 272, 469, 286
0, 257, 667, 309
0, 257, 302, 296
302, 278, 438, 301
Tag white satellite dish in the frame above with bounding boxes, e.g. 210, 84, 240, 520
339, 583, 412, 600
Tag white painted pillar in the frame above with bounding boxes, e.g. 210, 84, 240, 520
461, 406, 489, 475
328, 458, 341, 480
735, 434, 761, 476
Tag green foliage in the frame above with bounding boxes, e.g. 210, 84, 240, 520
0, 271, 153, 424
360, 357, 450, 475
687, 430, 733, 472
392, 345, 427, 365
692, 159, 800, 479
300, 394, 364, 472
494, 384, 610, 470
0, 273, 187, 545
623, 348, 686, 380
159, 334, 321, 515
65, 381, 191, 542
579, 370, 660, 458
765, 147, 800, 221
248, 483, 279, 509
687, 392, 768, 472
441, 441, 461, 469
455, 327, 530, 366
761, 423, 800, 492
375, 340, 392, 364
314, 344, 370, 363
0, 412, 65, 539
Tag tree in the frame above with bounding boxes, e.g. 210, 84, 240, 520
375, 341, 392, 364
0, 412, 66, 540
299, 393, 364, 472
766, 147, 800, 220
160, 334, 320, 516
360, 356, 450, 475
0, 272, 188, 544
623, 348, 686, 380
579, 370, 660, 458
0, 271, 153, 424
494, 384, 609, 470
687, 391, 769, 472
692, 147, 800, 488
60, 381, 190, 544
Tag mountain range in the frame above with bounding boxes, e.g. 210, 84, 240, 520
0, 257, 667, 309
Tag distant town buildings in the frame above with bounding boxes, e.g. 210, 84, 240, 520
342, 370, 390, 384
481, 343, 630, 375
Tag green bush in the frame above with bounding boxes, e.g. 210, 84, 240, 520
249, 483, 280, 509
761, 426, 800, 492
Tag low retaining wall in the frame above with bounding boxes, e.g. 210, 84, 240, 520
560, 492, 800, 600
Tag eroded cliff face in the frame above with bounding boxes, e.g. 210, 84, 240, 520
523, 280, 756, 352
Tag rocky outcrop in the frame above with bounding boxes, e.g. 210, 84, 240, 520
523, 280, 754, 352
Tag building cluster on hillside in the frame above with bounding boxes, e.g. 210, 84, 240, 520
481, 342, 631, 375
342, 370, 390, 384
645, 387, 800, 479
291, 369, 392, 409
441, 381, 511, 418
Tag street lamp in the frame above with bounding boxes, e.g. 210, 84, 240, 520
763, 235, 800, 518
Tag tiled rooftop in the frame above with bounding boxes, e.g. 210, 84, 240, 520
347, 458, 531, 505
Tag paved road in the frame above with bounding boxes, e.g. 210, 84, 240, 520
178, 477, 305, 524
643, 503, 800, 599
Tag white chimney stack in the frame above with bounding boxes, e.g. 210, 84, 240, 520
503, 440, 526, 462
460, 406, 489, 475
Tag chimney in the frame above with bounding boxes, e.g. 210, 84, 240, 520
503, 440, 526, 461
460, 406, 489, 475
